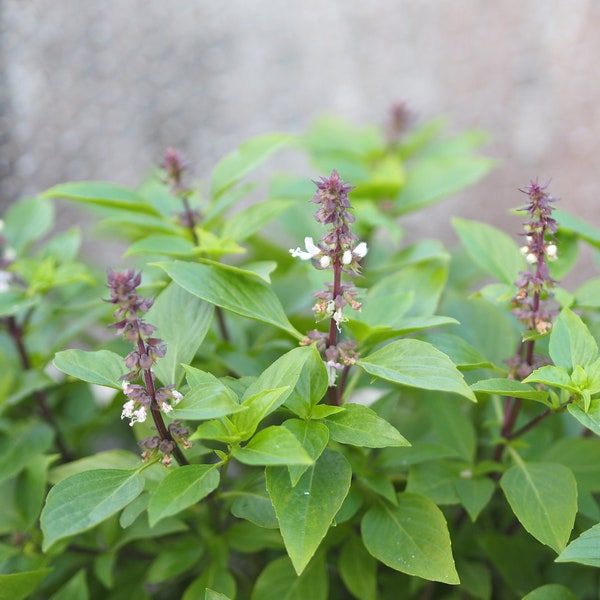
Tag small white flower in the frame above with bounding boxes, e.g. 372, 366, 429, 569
122, 381, 132, 395
353, 242, 368, 258
161, 402, 174, 414
0, 271, 11, 292
3, 247, 16, 262
525, 253, 538, 264
519, 245, 529, 256
546, 243, 558, 261
333, 307, 346, 331
319, 255, 331, 268
289, 237, 321, 260
342, 250, 353, 265
130, 406, 147, 426
325, 361, 338, 387
172, 390, 183, 405
121, 399, 135, 420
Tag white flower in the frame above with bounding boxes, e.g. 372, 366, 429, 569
3, 247, 16, 262
161, 402, 174, 414
325, 361, 338, 387
353, 242, 368, 258
122, 381, 132, 396
289, 237, 321, 260
342, 242, 368, 265
525, 253, 538, 264
131, 406, 147, 426
172, 390, 183, 405
546, 243, 558, 261
0, 271, 11, 292
121, 399, 135, 420
333, 307, 346, 331
519, 245, 529, 256
319, 255, 331, 268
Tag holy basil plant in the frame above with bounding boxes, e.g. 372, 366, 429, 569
1, 110, 599, 599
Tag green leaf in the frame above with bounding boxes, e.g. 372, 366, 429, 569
361, 492, 459, 584
567, 401, 600, 436
419, 333, 494, 370
232, 426, 313, 466
555, 207, 600, 249
549, 308, 598, 370
266, 449, 352, 574
211, 133, 291, 199
338, 535, 377, 600
471, 378, 549, 403
283, 419, 329, 486
0, 569, 52, 600
49, 450, 141, 484
358, 339, 476, 401
0, 422, 54, 484
172, 368, 245, 420
395, 155, 494, 216
43, 181, 160, 215
453, 218, 523, 285
500, 459, 577, 553
556, 522, 600, 567
574, 277, 600, 308
41, 468, 145, 551
53, 349, 125, 389
125, 234, 196, 258
323, 403, 409, 448
49, 569, 89, 600
522, 584, 579, 600
406, 461, 461, 504
251, 554, 327, 600
205, 590, 232, 600
428, 395, 476, 462
148, 465, 220, 526
232, 387, 289, 440
454, 476, 496, 522
148, 282, 214, 388
3, 196, 55, 252
157, 260, 301, 338
222, 200, 292, 241
230, 478, 279, 529
523, 365, 577, 393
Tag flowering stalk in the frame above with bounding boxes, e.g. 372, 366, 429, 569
496, 180, 559, 456
106, 269, 189, 466
161, 148, 230, 343
290, 170, 367, 404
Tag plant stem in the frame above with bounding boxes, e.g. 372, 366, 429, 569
138, 338, 188, 466
326, 253, 343, 406
5, 316, 74, 462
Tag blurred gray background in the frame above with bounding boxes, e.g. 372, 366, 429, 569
1, 0, 599, 262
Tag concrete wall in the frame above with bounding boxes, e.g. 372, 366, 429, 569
1, 0, 599, 264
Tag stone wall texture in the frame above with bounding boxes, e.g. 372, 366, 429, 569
1, 0, 599, 268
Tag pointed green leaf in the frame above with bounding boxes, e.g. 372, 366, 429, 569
453, 218, 523, 285
428, 395, 475, 462
53, 349, 125, 389
283, 419, 329, 486
556, 522, 600, 567
549, 308, 598, 370
361, 492, 459, 584
156, 260, 301, 338
358, 339, 476, 401
454, 476, 496, 522
338, 535, 377, 600
251, 554, 327, 600
43, 181, 160, 214
0, 569, 52, 600
233, 426, 313, 466
148, 464, 220, 526
49, 569, 88, 600
420, 333, 495, 370
266, 449, 352, 574
41, 469, 145, 551
205, 590, 232, 600
323, 403, 409, 448
172, 367, 244, 420
471, 378, 549, 403
523, 365, 577, 393
148, 283, 214, 388
3, 196, 54, 252
211, 133, 291, 199
500, 460, 577, 553
230, 478, 278, 529
0, 422, 54, 484
567, 401, 600, 436
233, 387, 289, 440
223, 199, 292, 241
522, 584, 579, 600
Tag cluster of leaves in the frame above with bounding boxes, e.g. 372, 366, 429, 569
1, 110, 600, 599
